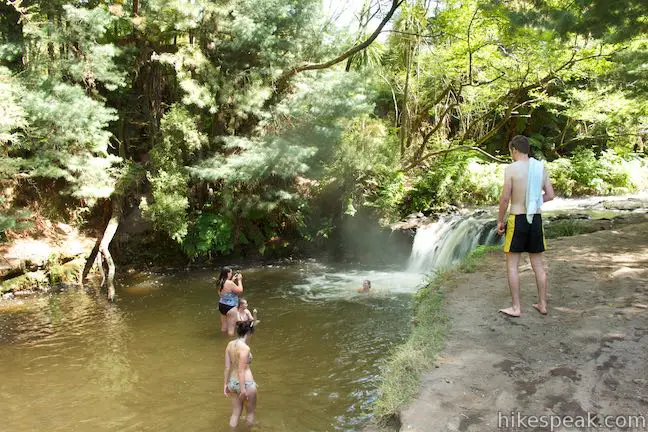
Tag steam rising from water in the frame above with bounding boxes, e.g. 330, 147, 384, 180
288, 213, 501, 299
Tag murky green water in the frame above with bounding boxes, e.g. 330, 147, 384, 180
0, 263, 422, 431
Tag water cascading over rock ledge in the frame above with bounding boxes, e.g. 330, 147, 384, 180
405, 213, 500, 273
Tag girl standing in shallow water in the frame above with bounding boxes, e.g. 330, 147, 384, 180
236, 298, 258, 324
224, 320, 257, 428
217, 267, 243, 336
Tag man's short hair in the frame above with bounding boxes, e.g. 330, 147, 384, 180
509, 135, 530, 154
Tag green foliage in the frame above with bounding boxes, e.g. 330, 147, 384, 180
140, 105, 207, 242
182, 212, 235, 258
0, 2, 125, 209
544, 220, 599, 239
362, 169, 408, 223
182, 70, 376, 255
401, 146, 645, 215
548, 147, 638, 196
2, 0, 648, 260
14, 82, 122, 202
404, 153, 504, 212
140, 170, 189, 242
0, 207, 31, 241
546, 158, 576, 196
458, 244, 501, 273
570, 147, 601, 189
0, 68, 26, 147
509, 0, 648, 42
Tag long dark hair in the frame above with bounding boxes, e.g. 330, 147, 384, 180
235, 320, 255, 337
217, 267, 231, 292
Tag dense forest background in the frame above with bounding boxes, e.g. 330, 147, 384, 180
1, 0, 647, 265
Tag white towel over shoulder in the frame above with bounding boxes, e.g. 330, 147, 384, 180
526, 157, 544, 224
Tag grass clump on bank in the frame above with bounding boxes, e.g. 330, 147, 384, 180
372, 271, 449, 422
372, 245, 499, 424
544, 220, 599, 239
458, 245, 502, 273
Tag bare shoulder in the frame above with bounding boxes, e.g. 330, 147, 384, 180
510, 160, 523, 168
503, 162, 516, 175
508, 160, 528, 174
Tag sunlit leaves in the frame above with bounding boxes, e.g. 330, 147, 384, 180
0, 68, 27, 148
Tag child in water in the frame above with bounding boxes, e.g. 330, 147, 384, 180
236, 298, 259, 324
356, 279, 371, 293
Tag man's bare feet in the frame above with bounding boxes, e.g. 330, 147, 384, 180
532, 303, 548, 315
498, 307, 521, 317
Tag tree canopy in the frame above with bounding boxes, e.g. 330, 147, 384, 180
1, 0, 646, 258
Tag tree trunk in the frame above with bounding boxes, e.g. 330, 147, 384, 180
399, 40, 413, 159
0, 2, 24, 71
82, 240, 101, 283
97, 198, 122, 302
47, 12, 56, 77
82, 200, 112, 284
96, 254, 106, 287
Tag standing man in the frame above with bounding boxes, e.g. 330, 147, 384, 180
496, 135, 555, 316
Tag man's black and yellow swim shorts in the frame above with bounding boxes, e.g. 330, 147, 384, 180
503, 214, 546, 253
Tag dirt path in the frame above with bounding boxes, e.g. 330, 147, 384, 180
400, 221, 648, 432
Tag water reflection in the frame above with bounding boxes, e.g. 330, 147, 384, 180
0, 263, 417, 431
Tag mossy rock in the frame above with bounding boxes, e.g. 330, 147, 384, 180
0, 270, 48, 294
0, 265, 23, 280
48, 258, 84, 285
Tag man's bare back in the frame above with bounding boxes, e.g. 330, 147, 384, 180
505, 160, 530, 215
503, 160, 552, 215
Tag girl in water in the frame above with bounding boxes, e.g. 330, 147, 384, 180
356, 279, 371, 293
236, 298, 258, 324
223, 320, 257, 427
217, 267, 243, 336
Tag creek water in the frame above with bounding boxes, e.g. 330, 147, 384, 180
0, 264, 424, 432
1, 194, 643, 431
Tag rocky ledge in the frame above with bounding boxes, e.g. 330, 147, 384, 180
1, 222, 94, 300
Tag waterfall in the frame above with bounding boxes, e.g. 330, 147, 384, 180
407, 213, 501, 273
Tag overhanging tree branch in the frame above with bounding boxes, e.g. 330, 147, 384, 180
271, 0, 404, 98
405, 145, 508, 170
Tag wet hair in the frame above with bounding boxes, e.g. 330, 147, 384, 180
217, 266, 232, 292
509, 135, 530, 154
363, 280, 371, 288
235, 320, 255, 337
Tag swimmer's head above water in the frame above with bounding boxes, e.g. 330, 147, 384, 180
359, 279, 371, 293
235, 320, 255, 337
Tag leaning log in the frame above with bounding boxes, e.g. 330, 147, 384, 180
97, 198, 122, 301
